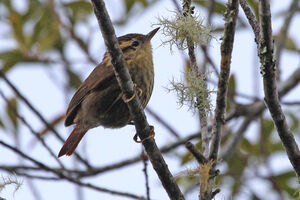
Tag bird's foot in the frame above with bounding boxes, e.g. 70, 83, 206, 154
122, 83, 143, 103
134, 83, 143, 97
133, 126, 155, 143
122, 92, 135, 103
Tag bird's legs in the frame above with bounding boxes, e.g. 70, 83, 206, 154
133, 125, 155, 143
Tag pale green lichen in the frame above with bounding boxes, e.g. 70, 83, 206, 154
168, 70, 213, 114
155, 12, 212, 51
0, 173, 23, 196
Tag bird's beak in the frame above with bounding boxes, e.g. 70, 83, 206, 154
146, 27, 160, 41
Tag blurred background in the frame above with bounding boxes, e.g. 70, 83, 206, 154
0, 0, 300, 199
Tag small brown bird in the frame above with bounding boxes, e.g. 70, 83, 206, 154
58, 28, 159, 157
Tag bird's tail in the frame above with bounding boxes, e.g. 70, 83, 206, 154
58, 126, 87, 157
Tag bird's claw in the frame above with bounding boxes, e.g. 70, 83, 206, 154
122, 83, 143, 103
133, 126, 155, 143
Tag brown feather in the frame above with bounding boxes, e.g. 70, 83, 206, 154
65, 63, 115, 126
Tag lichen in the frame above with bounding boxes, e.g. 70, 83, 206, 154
0, 173, 23, 196
155, 12, 212, 51
167, 70, 213, 114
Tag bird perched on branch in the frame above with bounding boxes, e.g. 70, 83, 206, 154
58, 28, 159, 157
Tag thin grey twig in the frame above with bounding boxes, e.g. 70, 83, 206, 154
274, 0, 299, 80
0, 140, 146, 200
90, 1, 184, 199
141, 152, 150, 200
258, 0, 300, 178
146, 107, 180, 138
185, 142, 207, 165
222, 65, 300, 160
239, 0, 261, 45
47, 0, 98, 65
221, 118, 253, 160
0, 89, 65, 169
170, 0, 181, 13
0, 70, 91, 168
0, 130, 204, 180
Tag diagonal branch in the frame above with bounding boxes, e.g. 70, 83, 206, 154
0, 89, 65, 169
258, 0, 300, 178
90, 0, 184, 199
0, 70, 91, 168
0, 140, 146, 200
221, 65, 300, 160
239, 0, 261, 45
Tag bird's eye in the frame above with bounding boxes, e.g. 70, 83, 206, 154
132, 41, 140, 47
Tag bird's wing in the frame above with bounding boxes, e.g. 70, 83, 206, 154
64, 63, 115, 126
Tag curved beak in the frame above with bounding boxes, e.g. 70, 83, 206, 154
146, 27, 160, 41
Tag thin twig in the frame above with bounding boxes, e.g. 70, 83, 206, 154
220, 118, 253, 160
146, 107, 180, 138
239, 0, 261, 45
274, 0, 299, 80
185, 142, 207, 165
170, 0, 181, 13
0, 140, 146, 200
201, 45, 220, 76
0, 89, 65, 169
90, 1, 184, 199
0, 131, 202, 179
0, 70, 91, 168
47, 0, 98, 65
258, 0, 300, 178
222, 65, 300, 160
141, 152, 150, 200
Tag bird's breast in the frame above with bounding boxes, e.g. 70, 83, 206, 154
128, 59, 154, 108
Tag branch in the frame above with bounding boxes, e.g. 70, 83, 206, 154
274, 0, 299, 80
0, 140, 146, 200
221, 65, 300, 160
47, 0, 98, 65
141, 152, 150, 200
258, 0, 300, 178
0, 89, 65, 169
0, 131, 202, 180
0, 70, 91, 168
220, 118, 253, 160
90, 1, 184, 199
239, 0, 261, 45
146, 107, 180, 139
182, 0, 210, 158
185, 142, 207, 165
209, 0, 239, 161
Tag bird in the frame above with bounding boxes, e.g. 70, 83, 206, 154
58, 28, 159, 157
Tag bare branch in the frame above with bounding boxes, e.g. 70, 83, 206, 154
0, 89, 65, 169
209, 0, 239, 161
0, 140, 146, 200
274, 0, 299, 80
185, 142, 207, 165
90, 1, 184, 199
222, 65, 300, 160
0, 70, 91, 168
239, 0, 261, 45
47, 0, 98, 65
258, 0, 300, 178
146, 107, 180, 139
141, 152, 151, 200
